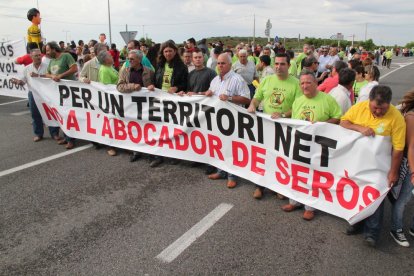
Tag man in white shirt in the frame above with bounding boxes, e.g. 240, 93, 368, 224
329, 68, 356, 114
11, 49, 61, 142
232, 49, 258, 99
206, 53, 250, 189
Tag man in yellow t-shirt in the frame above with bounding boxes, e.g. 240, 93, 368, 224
340, 85, 406, 247
27, 8, 43, 50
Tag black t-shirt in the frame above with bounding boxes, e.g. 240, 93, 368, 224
187, 67, 217, 93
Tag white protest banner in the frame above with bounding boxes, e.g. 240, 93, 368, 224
0, 39, 27, 98
0, 74, 27, 98
31, 78, 392, 224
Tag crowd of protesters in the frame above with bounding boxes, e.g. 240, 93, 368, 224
10, 31, 414, 249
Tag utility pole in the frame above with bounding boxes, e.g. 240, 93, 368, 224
364, 23, 367, 41
108, 0, 112, 44
252, 14, 256, 47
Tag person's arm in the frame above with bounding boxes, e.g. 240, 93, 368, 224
326, 118, 340, 124
388, 150, 404, 187
247, 98, 261, 113
340, 120, 375, 136
47, 63, 78, 82
219, 94, 250, 105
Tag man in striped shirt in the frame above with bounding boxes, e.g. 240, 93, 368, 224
206, 53, 250, 189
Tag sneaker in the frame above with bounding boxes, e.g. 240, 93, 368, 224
390, 230, 410, 247
409, 228, 414, 237
364, 236, 377, 248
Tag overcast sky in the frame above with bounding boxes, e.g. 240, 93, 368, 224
0, 0, 413, 48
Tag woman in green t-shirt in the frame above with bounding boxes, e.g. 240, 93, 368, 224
97, 51, 119, 157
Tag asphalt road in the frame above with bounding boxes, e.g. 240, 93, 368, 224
1, 56, 414, 275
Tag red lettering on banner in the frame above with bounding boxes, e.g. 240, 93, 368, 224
361, 185, 381, 210
174, 129, 189, 151
101, 116, 113, 138
66, 110, 80, 131
42, 103, 63, 124
337, 171, 359, 210
291, 164, 309, 194
275, 156, 290, 185
114, 119, 127, 140
190, 130, 207, 155
232, 141, 248, 168
159, 126, 174, 149
251, 145, 266, 176
207, 134, 224, 160
144, 123, 156, 146
128, 121, 142, 143
311, 170, 334, 202
86, 112, 96, 134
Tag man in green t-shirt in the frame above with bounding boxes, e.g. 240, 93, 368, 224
281, 70, 341, 221
247, 53, 302, 199
45, 41, 78, 149
46, 41, 77, 81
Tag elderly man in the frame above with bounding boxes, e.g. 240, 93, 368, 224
248, 53, 302, 199
11, 48, 61, 142
281, 70, 342, 220
207, 53, 251, 188
341, 85, 406, 247
232, 49, 259, 99
117, 50, 155, 162
329, 68, 356, 114
45, 41, 78, 149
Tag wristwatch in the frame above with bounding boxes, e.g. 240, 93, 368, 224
281, 112, 286, 118
228, 96, 233, 102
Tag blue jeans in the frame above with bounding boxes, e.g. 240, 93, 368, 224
28, 91, 59, 138
216, 169, 236, 181
391, 170, 414, 231
364, 201, 384, 241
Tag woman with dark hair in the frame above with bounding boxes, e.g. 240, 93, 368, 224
109, 43, 120, 70
155, 41, 188, 94
389, 90, 414, 247
149, 41, 188, 167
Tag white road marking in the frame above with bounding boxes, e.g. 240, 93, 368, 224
0, 144, 92, 178
380, 62, 414, 80
0, 99, 27, 106
156, 203, 234, 263
10, 110, 30, 116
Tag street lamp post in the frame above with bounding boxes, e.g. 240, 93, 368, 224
108, 0, 112, 44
